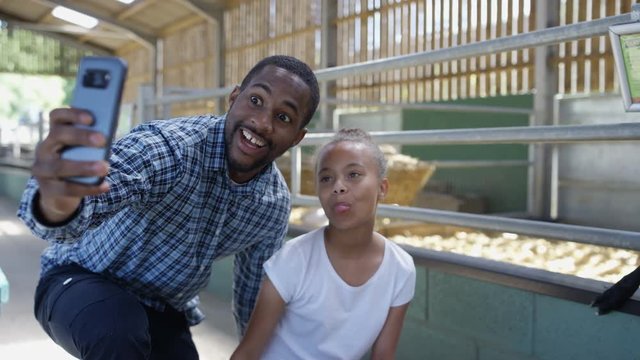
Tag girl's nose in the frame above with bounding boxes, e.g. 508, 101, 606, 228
333, 180, 347, 194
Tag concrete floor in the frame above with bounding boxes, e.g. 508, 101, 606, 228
0, 196, 238, 360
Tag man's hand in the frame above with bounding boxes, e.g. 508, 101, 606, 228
591, 266, 640, 315
32, 108, 110, 223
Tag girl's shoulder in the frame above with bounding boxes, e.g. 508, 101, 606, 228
380, 234, 416, 273
269, 227, 324, 263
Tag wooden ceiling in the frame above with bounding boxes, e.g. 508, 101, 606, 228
0, 0, 227, 54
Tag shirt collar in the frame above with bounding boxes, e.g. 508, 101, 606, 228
209, 115, 227, 172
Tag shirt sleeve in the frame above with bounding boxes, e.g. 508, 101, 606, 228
16, 123, 183, 243
263, 237, 305, 304
391, 247, 417, 307
231, 218, 288, 336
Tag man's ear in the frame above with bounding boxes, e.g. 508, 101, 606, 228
228, 86, 241, 108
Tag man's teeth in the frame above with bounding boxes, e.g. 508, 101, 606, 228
242, 129, 266, 147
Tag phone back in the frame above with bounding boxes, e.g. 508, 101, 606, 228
62, 56, 128, 184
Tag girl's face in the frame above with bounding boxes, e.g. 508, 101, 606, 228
316, 141, 388, 230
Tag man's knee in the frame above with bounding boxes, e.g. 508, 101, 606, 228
34, 266, 152, 359
64, 292, 151, 359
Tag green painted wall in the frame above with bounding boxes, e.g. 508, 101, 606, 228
402, 95, 532, 213
397, 268, 640, 360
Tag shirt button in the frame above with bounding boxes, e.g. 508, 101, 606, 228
200, 265, 205, 271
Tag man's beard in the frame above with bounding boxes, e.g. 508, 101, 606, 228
225, 125, 272, 174
226, 151, 270, 174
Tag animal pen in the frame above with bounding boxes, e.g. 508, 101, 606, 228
1, 0, 640, 359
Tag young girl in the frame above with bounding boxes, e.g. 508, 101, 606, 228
231, 128, 416, 360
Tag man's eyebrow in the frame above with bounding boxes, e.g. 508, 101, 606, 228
251, 82, 300, 116
252, 82, 272, 95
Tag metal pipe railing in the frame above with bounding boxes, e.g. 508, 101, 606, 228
288, 121, 640, 252
313, 12, 639, 82
126, 8, 640, 256
146, 86, 235, 106
300, 122, 640, 145
137, 9, 640, 113
428, 160, 532, 169
291, 194, 640, 251
322, 98, 533, 115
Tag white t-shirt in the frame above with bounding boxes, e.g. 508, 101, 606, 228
261, 227, 416, 360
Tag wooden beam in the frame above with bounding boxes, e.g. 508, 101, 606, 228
171, 0, 223, 23
0, 10, 111, 55
4, 20, 131, 40
160, 14, 204, 37
117, 0, 158, 21
30, 0, 156, 49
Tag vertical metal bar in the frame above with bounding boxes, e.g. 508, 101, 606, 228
321, 0, 338, 130
291, 146, 302, 196
136, 84, 155, 123
532, 0, 560, 220
37, 111, 44, 144
212, 10, 225, 114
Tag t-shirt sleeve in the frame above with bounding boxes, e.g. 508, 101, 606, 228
263, 238, 305, 304
391, 247, 417, 307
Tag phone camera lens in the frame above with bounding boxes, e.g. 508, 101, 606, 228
83, 69, 110, 89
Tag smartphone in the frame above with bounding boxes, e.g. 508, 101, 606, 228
61, 56, 128, 185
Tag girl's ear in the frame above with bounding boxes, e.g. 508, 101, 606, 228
378, 178, 389, 201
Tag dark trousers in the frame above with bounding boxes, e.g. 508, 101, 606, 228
34, 264, 199, 360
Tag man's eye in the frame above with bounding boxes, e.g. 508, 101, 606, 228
349, 172, 361, 178
277, 113, 291, 123
319, 176, 331, 183
250, 96, 262, 106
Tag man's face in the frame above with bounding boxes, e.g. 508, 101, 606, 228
225, 65, 310, 183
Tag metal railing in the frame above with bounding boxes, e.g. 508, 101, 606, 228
3, 6, 637, 289
292, 130, 640, 249
126, 7, 640, 257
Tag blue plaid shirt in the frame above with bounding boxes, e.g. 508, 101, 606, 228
17, 114, 290, 333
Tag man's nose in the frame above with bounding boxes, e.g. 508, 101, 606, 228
252, 111, 273, 134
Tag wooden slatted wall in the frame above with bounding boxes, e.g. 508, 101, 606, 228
337, 0, 534, 102
336, 0, 637, 104
115, 0, 637, 118
224, 0, 322, 85
557, 0, 637, 94
161, 20, 216, 116
117, 43, 154, 105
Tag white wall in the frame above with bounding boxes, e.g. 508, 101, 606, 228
555, 94, 640, 231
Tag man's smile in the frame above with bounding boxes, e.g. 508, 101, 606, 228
241, 128, 266, 148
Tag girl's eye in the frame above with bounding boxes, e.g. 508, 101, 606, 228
319, 176, 331, 183
277, 113, 291, 123
250, 96, 262, 106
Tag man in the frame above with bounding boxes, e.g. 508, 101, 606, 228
17, 55, 319, 360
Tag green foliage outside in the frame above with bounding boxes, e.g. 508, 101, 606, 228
0, 27, 91, 76
0, 25, 89, 132
0, 73, 72, 127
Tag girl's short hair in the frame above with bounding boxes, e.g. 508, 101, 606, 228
316, 128, 388, 179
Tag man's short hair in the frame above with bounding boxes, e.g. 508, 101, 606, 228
240, 55, 320, 128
